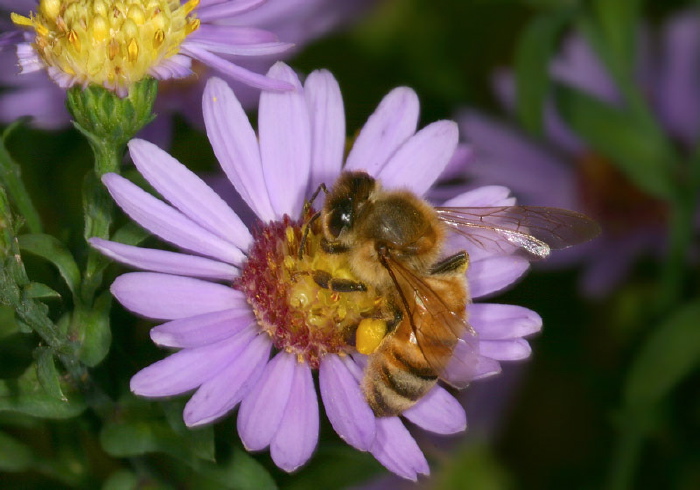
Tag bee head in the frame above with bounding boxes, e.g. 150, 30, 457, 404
322, 171, 376, 239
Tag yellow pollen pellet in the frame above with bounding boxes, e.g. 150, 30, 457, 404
356, 319, 387, 355
67, 30, 81, 52
127, 38, 139, 62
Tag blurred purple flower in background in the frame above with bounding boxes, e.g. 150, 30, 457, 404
460, 10, 700, 297
0, 0, 376, 141
91, 65, 541, 480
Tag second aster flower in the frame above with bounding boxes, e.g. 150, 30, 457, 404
92, 63, 543, 480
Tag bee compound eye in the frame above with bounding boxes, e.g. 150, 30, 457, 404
328, 202, 353, 237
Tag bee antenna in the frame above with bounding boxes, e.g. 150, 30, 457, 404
298, 211, 321, 260
304, 182, 328, 214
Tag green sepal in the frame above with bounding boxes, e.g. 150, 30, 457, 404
514, 9, 573, 135
18, 234, 81, 301
76, 290, 112, 367
23, 282, 61, 301
624, 300, 700, 409
0, 430, 34, 472
555, 84, 677, 199
66, 78, 157, 154
35, 346, 67, 402
0, 363, 85, 419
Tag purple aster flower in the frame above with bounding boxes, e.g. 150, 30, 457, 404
0, 0, 377, 136
91, 63, 543, 480
459, 11, 700, 297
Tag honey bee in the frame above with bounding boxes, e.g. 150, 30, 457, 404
310, 171, 599, 417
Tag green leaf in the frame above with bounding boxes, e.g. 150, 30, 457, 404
77, 290, 112, 367
162, 400, 215, 462
35, 347, 67, 401
0, 363, 85, 418
18, 234, 81, 300
555, 84, 677, 199
433, 443, 512, 490
111, 221, 151, 247
24, 282, 61, 300
515, 9, 573, 135
200, 447, 277, 490
624, 300, 700, 407
0, 430, 34, 472
589, 0, 641, 84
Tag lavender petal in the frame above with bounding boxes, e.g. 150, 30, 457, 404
237, 351, 296, 451
271, 362, 319, 472
150, 308, 254, 348
403, 385, 466, 435
111, 273, 243, 320
184, 333, 271, 427
345, 87, 419, 175
319, 355, 376, 451
259, 62, 312, 218
377, 121, 459, 196
370, 417, 429, 481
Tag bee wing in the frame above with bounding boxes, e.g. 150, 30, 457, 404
436, 206, 601, 259
381, 253, 479, 379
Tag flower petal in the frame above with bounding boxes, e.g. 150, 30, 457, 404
441, 186, 515, 208
469, 303, 542, 340
102, 173, 245, 265
259, 62, 312, 217
237, 351, 296, 451
89, 238, 238, 281
403, 385, 466, 435
184, 333, 271, 427
203, 77, 276, 221
370, 417, 429, 481
111, 273, 242, 320
376, 120, 458, 196
182, 44, 293, 91
271, 362, 319, 472
304, 69, 345, 191
130, 327, 255, 397
468, 255, 530, 299
443, 354, 501, 387
319, 355, 376, 451
128, 139, 252, 252
150, 308, 254, 348
479, 339, 532, 361
345, 87, 419, 175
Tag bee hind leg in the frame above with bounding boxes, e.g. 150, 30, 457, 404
429, 251, 469, 275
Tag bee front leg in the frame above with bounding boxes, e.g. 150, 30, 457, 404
429, 251, 469, 275
320, 237, 350, 254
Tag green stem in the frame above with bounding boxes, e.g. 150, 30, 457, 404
0, 133, 43, 234
79, 140, 122, 305
606, 423, 644, 490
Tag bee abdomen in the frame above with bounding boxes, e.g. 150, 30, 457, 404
362, 343, 438, 417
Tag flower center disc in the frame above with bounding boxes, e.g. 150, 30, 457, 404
236, 213, 389, 368
12, 0, 201, 93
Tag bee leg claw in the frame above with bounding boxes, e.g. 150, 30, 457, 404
429, 251, 469, 275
